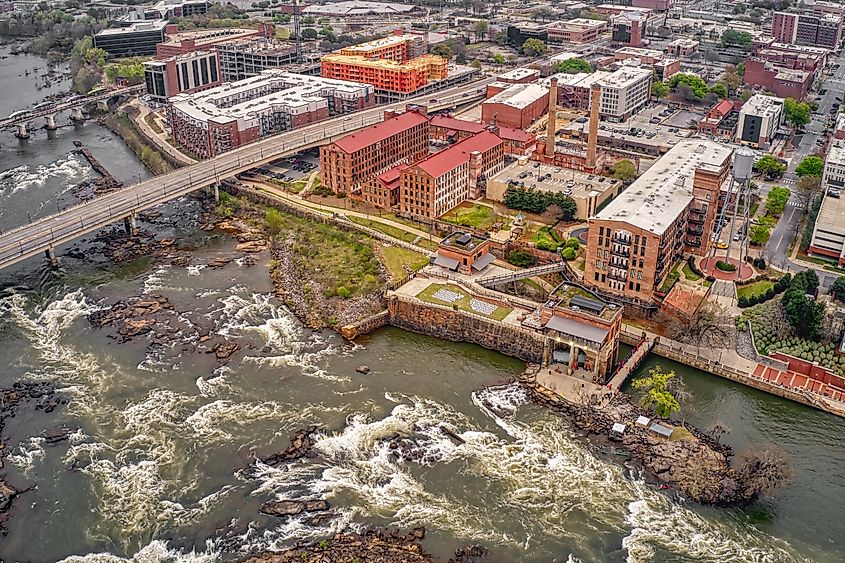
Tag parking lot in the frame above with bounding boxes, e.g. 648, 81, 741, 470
240, 150, 320, 182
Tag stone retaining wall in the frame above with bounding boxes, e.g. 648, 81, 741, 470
340, 310, 390, 340
387, 295, 547, 364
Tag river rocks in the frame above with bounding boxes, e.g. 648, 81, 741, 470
260, 500, 305, 516
241, 528, 436, 563
356, 365, 370, 374
89, 294, 175, 342
262, 426, 320, 465
43, 425, 75, 445
304, 499, 330, 512
212, 341, 241, 360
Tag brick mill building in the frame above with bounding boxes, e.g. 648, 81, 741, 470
319, 109, 431, 200
584, 140, 733, 305
398, 131, 505, 219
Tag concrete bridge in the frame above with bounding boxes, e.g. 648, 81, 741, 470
0, 78, 492, 271
1, 85, 144, 138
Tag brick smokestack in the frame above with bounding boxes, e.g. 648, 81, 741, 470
586, 84, 601, 170
545, 77, 558, 158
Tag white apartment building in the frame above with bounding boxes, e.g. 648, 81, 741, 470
596, 66, 652, 122
736, 94, 784, 149
809, 140, 845, 266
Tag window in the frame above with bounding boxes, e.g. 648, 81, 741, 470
636, 283, 641, 291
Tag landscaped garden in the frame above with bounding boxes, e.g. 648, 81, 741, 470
533, 225, 563, 251
416, 283, 512, 321
441, 203, 507, 230
736, 280, 774, 301
659, 261, 682, 293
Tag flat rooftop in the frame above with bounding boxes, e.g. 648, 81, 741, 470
484, 83, 548, 109
158, 27, 259, 46
594, 140, 732, 235
440, 231, 489, 253
550, 18, 608, 30
498, 68, 539, 81
539, 70, 610, 88
815, 193, 845, 237
169, 70, 372, 124
553, 283, 619, 321
826, 140, 845, 168
597, 66, 652, 89
740, 94, 784, 118
303, 1, 418, 15
615, 46, 664, 59
96, 20, 167, 36
667, 38, 699, 46
339, 34, 408, 53
491, 162, 620, 200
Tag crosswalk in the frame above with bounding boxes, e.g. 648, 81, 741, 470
787, 199, 807, 209
781, 178, 797, 186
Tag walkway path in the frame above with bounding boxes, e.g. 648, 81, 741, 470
128, 100, 196, 166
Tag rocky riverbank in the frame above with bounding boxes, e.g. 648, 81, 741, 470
516, 366, 792, 505
242, 528, 490, 563
0, 382, 68, 534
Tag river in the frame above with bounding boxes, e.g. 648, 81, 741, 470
1, 47, 845, 562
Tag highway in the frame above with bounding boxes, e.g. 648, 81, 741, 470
0, 78, 493, 271
0, 85, 144, 129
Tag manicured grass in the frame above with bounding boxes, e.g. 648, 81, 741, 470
379, 245, 429, 279
288, 179, 308, 194
441, 203, 507, 230
737, 280, 774, 300
143, 112, 163, 134
416, 283, 512, 321
795, 253, 845, 274
382, 212, 426, 230
348, 216, 418, 243
416, 238, 440, 251
659, 262, 682, 293
681, 261, 702, 281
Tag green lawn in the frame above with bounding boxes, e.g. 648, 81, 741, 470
441, 203, 507, 230
381, 212, 424, 231
659, 262, 682, 293
533, 226, 563, 250
795, 253, 845, 274
682, 261, 702, 281
416, 283, 512, 321
416, 238, 440, 251
349, 216, 418, 243
379, 245, 429, 279
737, 280, 774, 300
288, 179, 308, 194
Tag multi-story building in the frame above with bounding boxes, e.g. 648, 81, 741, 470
772, 11, 843, 49
584, 140, 733, 304
545, 18, 609, 44
320, 109, 430, 200
398, 131, 504, 219
320, 32, 448, 96
143, 50, 221, 101
610, 12, 648, 47
428, 115, 536, 156
155, 25, 271, 58
596, 67, 652, 122
743, 59, 813, 100
302, 0, 423, 18
481, 83, 549, 129
539, 71, 610, 111
699, 99, 739, 139
497, 68, 540, 84
736, 94, 784, 149
808, 141, 845, 266
630, 0, 672, 10
168, 71, 373, 158
216, 38, 301, 82
144, 0, 208, 19
93, 20, 169, 58
666, 38, 699, 58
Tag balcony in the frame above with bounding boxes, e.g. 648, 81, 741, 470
686, 237, 702, 248
689, 212, 705, 225
612, 235, 632, 245
610, 258, 628, 268
608, 271, 628, 282
611, 246, 630, 257
687, 224, 704, 236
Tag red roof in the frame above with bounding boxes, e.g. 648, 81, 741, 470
712, 99, 734, 117
496, 125, 534, 143
414, 131, 502, 178
377, 163, 408, 190
333, 111, 429, 154
429, 114, 485, 134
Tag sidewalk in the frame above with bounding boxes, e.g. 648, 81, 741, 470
127, 100, 196, 166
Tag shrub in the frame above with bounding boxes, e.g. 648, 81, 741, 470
536, 239, 559, 252
716, 260, 737, 272
753, 257, 767, 270
561, 247, 577, 260
748, 294, 759, 306
564, 237, 580, 250
738, 296, 749, 308
337, 286, 352, 299
507, 250, 537, 267
765, 287, 775, 299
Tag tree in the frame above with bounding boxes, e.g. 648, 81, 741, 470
735, 445, 795, 501
301, 15, 315, 24
668, 73, 709, 100
755, 154, 786, 178
470, 59, 482, 70
782, 270, 825, 340
709, 82, 728, 99
553, 57, 591, 74
721, 29, 753, 48
766, 186, 791, 216
301, 28, 318, 40
660, 302, 733, 350
795, 174, 822, 208
494, 29, 508, 45
749, 223, 771, 245
736, 62, 746, 77
723, 66, 742, 93
473, 20, 488, 42
651, 80, 669, 101
431, 44, 454, 60
783, 98, 810, 129
831, 277, 845, 302
667, 376, 694, 424
521, 38, 547, 57
492, 53, 505, 65
609, 159, 637, 181
631, 366, 682, 418
795, 155, 824, 178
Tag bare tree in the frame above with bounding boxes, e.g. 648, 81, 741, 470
667, 376, 694, 424
794, 175, 822, 209
660, 301, 735, 350
735, 444, 795, 501
706, 421, 729, 443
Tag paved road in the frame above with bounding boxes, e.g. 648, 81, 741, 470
763, 47, 845, 290
0, 78, 492, 270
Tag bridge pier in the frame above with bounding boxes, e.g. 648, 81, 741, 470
15, 122, 30, 139
71, 107, 85, 122
123, 214, 137, 236
45, 246, 58, 268
44, 113, 58, 130
213, 182, 220, 203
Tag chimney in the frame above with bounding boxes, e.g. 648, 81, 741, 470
546, 77, 558, 158
586, 84, 601, 170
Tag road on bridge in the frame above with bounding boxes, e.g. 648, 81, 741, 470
0, 78, 493, 271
